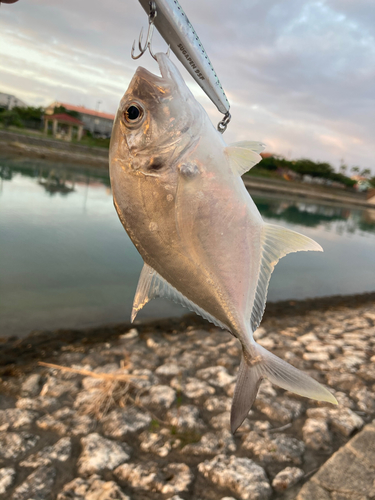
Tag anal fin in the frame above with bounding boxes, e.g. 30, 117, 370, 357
132, 263, 228, 331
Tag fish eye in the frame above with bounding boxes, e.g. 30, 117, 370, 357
124, 103, 144, 124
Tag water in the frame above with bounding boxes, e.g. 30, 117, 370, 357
1, 156, 374, 338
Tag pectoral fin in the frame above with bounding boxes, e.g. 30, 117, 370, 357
225, 145, 263, 176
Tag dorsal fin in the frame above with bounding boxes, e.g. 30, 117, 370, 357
229, 141, 266, 154
225, 143, 263, 176
250, 224, 323, 332
132, 263, 228, 331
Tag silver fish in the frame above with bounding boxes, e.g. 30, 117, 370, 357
109, 53, 337, 433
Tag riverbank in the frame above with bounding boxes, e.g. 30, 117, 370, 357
0, 292, 374, 499
1, 129, 372, 208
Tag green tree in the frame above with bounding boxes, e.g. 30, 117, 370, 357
361, 168, 371, 179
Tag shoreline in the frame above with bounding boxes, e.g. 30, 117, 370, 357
1, 290, 374, 372
1, 130, 373, 209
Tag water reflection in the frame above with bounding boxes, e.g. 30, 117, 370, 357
252, 195, 375, 236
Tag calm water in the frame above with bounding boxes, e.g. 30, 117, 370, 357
1, 156, 375, 338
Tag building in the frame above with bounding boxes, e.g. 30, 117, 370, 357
45, 102, 115, 138
0, 92, 27, 110
44, 113, 84, 142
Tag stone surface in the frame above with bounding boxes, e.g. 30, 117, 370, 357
0, 432, 39, 462
171, 376, 215, 398
242, 431, 305, 464
1, 301, 374, 500
140, 384, 176, 409
297, 422, 375, 500
101, 408, 151, 437
20, 437, 72, 468
303, 418, 332, 450
0, 467, 16, 495
77, 433, 131, 476
183, 430, 236, 455
272, 466, 304, 491
57, 475, 131, 500
167, 405, 205, 430
198, 454, 271, 500
21, 373, 41, 397
0, 408, 37, 431
12, 466, 56, 500
114, 461, 193, 495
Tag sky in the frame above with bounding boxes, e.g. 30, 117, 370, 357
0, 0, 374, 173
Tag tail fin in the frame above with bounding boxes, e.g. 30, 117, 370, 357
231, 342, 337, 433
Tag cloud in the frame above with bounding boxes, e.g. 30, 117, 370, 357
0, 0, 374, 172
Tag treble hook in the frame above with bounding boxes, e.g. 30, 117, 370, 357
131, 1, 157, 61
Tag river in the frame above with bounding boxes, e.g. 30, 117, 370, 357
1, 156, 374, 338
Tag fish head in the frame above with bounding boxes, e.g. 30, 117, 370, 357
110, 52, 202, 175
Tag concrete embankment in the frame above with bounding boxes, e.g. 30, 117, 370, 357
1, 129, 373, 208
243, 176, 371, 209
0, 129, 108, 167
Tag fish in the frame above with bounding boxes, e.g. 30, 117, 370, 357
109, 52, 337, 433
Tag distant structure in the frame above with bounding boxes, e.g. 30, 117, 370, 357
44, 113, 84, 142
45, 102, 115, 138
0, 92, 27, 110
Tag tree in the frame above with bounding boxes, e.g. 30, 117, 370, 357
361, 168, 371, 179
351, 166, 360, 174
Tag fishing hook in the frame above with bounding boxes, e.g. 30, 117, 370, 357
217, 111, 231, 134
131, 1, 158, 61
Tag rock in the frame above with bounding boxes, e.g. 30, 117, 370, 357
21, 374, 41, 397
20, 437, 72, 468
170, 377, 215, 398
16, 396, 59, 412
0, 432, 39, 462
351, 387, 375, 412
303, 352, 330, 362
36, 414, 68, 435
57, 475, 131, 500
183, 430, 236, 455
155, 363, 183, 377
40, 376, 78, 398
210, 411, 231, 430
140, 428, 176, 457
12, 466, 56, 500
101, 408, 151, 438
129, 369, 159, 390
299, 332, 319, 344
0, 467, 16, 495
306, 407, 364, 437
242, 432, 305, 464
272, 466, 304, 491
204, 396, 231, 413
77, 433, 131, 476
303, 418, 331, 450
69, 414, 96, 436
329, 408, 364, 437
255, 398, 302, 424
119, 327, 139, 339
196, 366, 235, 388
141, 385, 176, 409
167, 405, 205, 430
0, 408, 37, 431
198, 454, 271, 500
114, 462, 194, 495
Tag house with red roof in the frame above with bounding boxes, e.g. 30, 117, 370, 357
44, 113, 84, 141
45, 101, 115, 138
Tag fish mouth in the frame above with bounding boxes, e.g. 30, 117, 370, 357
134, 52, 188, 94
